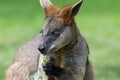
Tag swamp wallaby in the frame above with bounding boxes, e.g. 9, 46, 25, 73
38, 0, 94, 80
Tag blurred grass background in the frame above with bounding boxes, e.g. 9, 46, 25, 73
0, 0, 120, 80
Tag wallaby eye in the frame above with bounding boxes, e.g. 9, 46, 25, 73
52, 30, 60, 37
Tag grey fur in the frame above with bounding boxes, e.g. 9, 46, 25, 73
5, 34, 41, 80
39, 0, 94, 80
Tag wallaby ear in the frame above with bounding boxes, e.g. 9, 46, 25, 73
39, 0, 59, 17
71, 0, 83, 16
40, 0, 52, 9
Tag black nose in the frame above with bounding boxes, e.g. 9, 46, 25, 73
38, 45, 46, 53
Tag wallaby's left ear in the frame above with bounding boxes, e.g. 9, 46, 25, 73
71, 0, 83, 16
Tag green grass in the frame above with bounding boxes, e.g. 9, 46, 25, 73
0, 0, 120, 80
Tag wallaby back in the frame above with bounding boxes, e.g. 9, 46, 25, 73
5, 34, 41, 80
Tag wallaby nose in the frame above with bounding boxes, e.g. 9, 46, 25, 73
38, 45, 46, 53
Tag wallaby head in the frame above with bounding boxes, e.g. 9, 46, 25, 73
38, 0, 83, 55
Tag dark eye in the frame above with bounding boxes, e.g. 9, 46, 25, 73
52, 30, 60, 37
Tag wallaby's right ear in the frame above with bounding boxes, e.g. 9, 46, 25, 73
39, 0, 59, 17
71, 0, 83, 16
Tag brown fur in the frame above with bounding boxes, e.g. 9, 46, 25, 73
58, 6, 74, 25
5, 34, 41, 80
83, 59, 94, 80
45, 5, 59, 18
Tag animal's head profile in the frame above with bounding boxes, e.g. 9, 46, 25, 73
38, 0, 83, 55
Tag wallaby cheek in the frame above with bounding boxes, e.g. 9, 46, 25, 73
49, 27, 73, 51
53, 34, 72, 51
